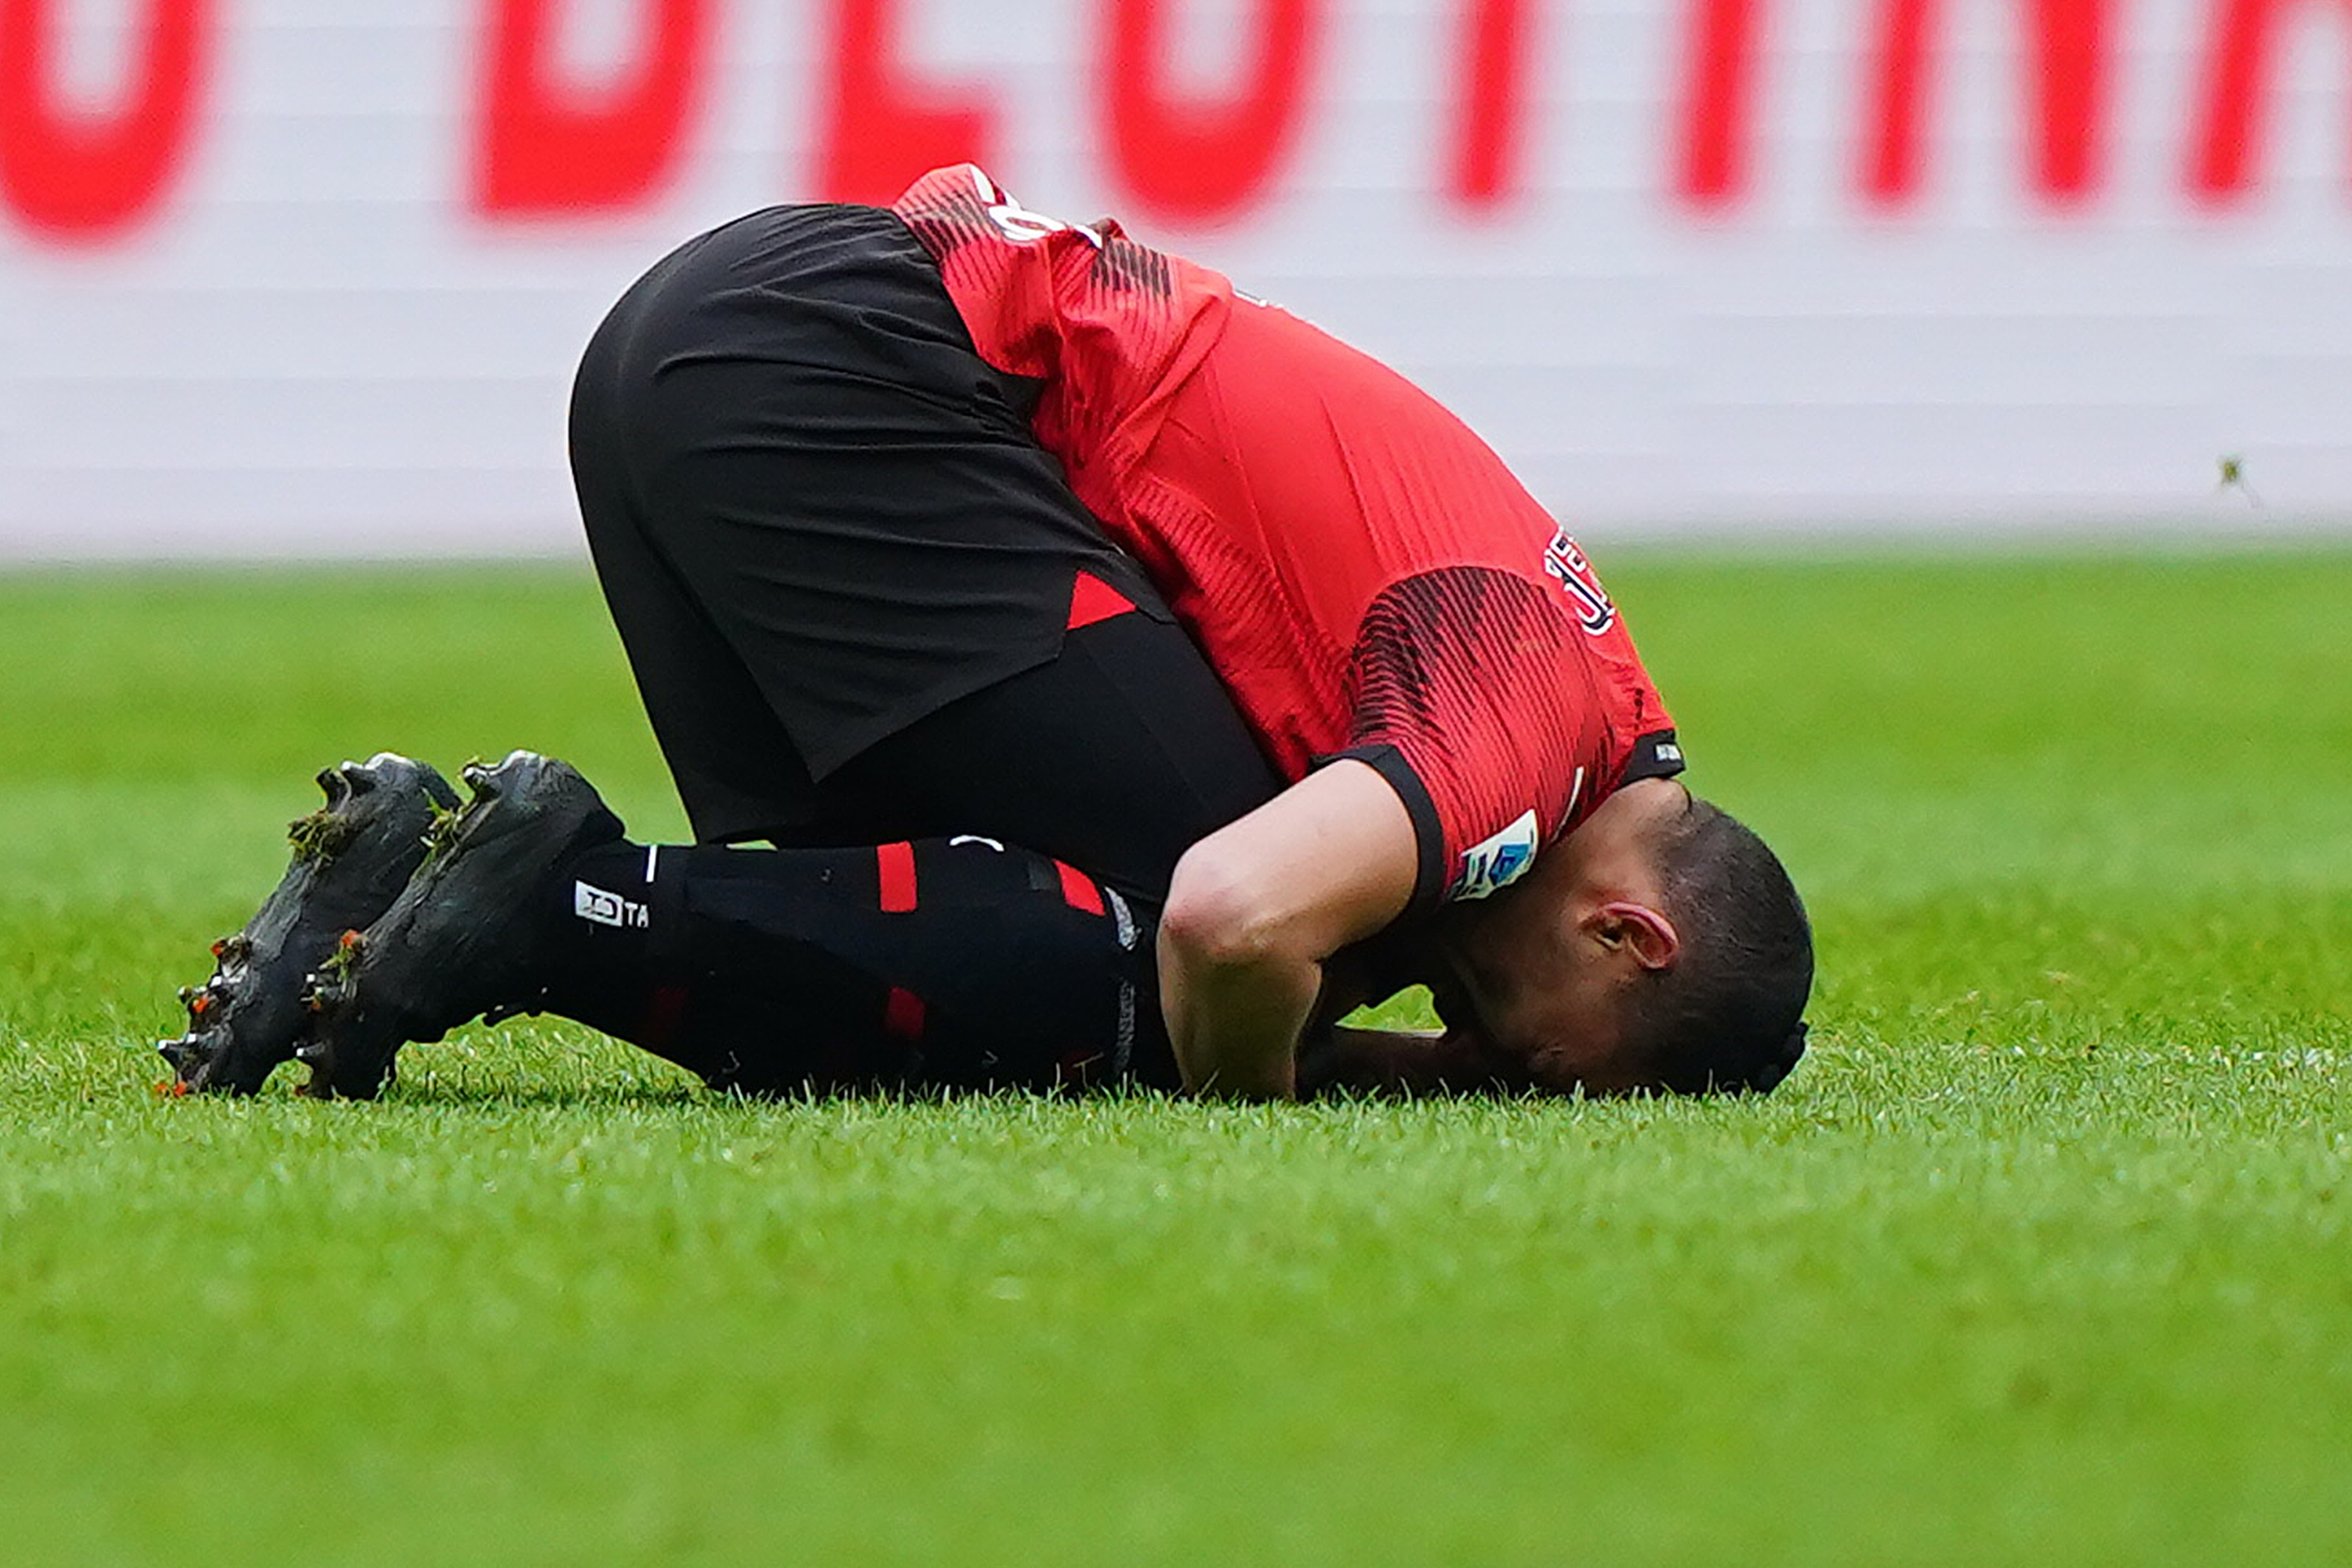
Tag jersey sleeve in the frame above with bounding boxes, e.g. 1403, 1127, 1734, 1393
1330, 567, 1683, 908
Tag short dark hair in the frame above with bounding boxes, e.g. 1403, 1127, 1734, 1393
1621, 797, 1813, 1094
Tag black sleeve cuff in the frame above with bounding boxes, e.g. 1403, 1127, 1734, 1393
1621, 729, 1686, 786
1323, 742, 1446, 911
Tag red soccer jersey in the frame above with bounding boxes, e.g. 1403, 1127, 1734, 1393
891, 165, 1682, 905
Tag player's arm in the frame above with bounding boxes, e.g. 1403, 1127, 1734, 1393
1297, 1024, 1525, 1097
1157, 759, 1418, 1098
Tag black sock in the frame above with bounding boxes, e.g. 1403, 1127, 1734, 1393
535, 837, 1168, 1093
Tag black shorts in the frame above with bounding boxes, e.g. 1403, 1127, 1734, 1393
570, 204, 1279, 898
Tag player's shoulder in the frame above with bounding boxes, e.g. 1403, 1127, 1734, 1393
1348, 554, 1665, 758
1349, 565, 1602, 744
1359, 524, 1614, 636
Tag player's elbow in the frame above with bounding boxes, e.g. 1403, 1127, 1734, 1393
1160, 839, 1294, 975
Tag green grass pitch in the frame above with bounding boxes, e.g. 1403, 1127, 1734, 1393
1, 551, 2347, 1565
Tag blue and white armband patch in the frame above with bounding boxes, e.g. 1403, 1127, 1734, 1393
1450, 809, 1540, 901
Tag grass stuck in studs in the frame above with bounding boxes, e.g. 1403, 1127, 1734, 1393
0, 553, 2347, 1566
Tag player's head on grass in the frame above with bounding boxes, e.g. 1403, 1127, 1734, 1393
1436, 779, 1812, 1096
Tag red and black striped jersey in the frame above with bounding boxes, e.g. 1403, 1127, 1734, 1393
892, 165, 1682, 906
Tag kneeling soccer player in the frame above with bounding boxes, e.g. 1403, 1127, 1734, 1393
563, 163, 1815, 1098
168, 165, 1815, 1101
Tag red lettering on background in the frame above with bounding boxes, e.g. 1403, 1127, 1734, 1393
1448, 0, 1534, 211
472, 0, 708, 216
2190, 0, 2352, 202
819, 0, 993, 204
1676, 0, 1760, 209
2033, 0, 2110, 200
1859, 0, 1934, 205
1680, 0, 2117, 212
1861, 0, 2113, 207
1104, 0, 1322, 223
0, 0, 210, 240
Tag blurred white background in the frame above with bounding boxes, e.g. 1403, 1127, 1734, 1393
4, 0, 2349, 557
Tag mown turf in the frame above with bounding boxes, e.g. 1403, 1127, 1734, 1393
1, 553, 2347, 1566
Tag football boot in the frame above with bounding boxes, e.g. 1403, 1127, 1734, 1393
161, 754, 458, 1094
297, 750, 625, 1099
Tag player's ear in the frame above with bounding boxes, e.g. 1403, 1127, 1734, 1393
1588, 901, 1680, 972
